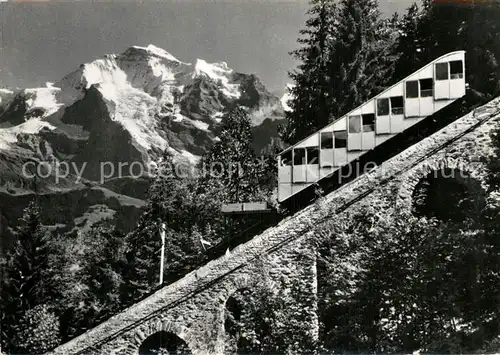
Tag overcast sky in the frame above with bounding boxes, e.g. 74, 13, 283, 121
0, 0, 417, 94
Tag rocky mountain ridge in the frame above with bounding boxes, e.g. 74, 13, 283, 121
0, 44, 285, 247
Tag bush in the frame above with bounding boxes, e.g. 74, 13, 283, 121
14, 304, 61, 354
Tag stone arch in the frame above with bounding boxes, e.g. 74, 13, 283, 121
411, 167, 485, 221
217, 276, 258, 326
217, 275, 260, 310
224, 288, 254, 346
395, 156, 485, 217
223, 287, 260, 354
125, 318, 194, 355
138, 331, 191, 354
215, 275, 262, 353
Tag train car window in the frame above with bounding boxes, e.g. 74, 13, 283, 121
377, 98, 390, 116
334, 130, 347, 148
362, 114, 375, 132
321, 132, 334, 149
450, 60, 464, 79
391, 96, 404, 115
307, 147, 319, 164
348, 115, 362, 133
293, 148, 306, 166
419, 78, 433, 97
406, 81, 419, 98
436, 62, 449, 80
281, 150, 292, 166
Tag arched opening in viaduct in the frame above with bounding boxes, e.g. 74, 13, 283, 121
223, 288, 255, 354
138, 331, 191, 355
411, 167, 485, 223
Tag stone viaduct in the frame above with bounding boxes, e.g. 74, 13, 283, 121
51, 98, 500, 355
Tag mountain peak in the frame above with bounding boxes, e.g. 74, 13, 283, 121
193, 58, 240, 98
0, 43, 285, 245
123, 44, 187, 64
0, 44, 284, 165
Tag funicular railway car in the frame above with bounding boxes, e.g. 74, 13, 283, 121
277, 51, 467, 203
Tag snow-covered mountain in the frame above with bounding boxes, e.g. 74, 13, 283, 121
281, 83, 294, 112
0, 44, 285, 244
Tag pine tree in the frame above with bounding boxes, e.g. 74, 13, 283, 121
282, 0, 338, 144
282, 0, 398, 145
147, 151, 198, 231
258, 138, 283, 204
0, 200, 61, 353
122, 207, 167, 303
328, 0, 398, 118
391, 3, 426, 81
195, 107, 277, 265
69, 223, 127, 333
459, 0, 500, 99
394, 0, 500, 101
122, 150, 206, 303
198, 107, 267, 203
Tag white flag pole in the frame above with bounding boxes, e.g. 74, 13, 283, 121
159, 223, 166, 285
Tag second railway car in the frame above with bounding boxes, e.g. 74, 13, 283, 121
277, 51, 467, 203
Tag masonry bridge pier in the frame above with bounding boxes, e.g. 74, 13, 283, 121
50, 98, 500, 355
